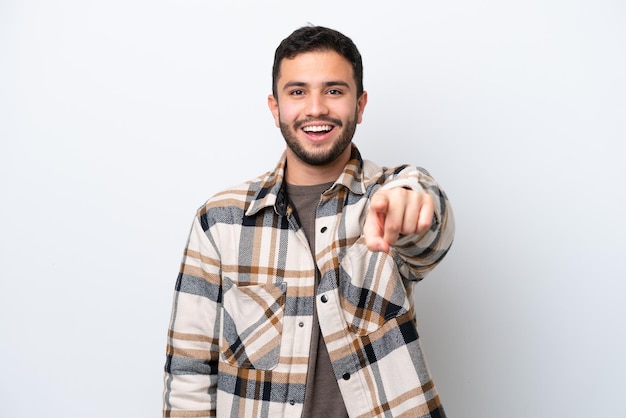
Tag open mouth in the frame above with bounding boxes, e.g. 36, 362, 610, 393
302, 125, 334, 137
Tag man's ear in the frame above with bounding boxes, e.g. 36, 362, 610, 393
268, 94, 280, 127
356, 91, 368, 124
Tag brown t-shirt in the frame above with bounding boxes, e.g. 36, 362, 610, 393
286, 183, 349, 418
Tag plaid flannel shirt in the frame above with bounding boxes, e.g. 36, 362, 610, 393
163, 145, 455, 417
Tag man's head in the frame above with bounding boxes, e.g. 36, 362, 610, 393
268, 26, 368, 183
272, 26, 364, 100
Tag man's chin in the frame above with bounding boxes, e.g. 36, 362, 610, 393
295, 143, 352, 166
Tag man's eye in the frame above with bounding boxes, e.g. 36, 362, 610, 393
290, 89, 304, 96
328, 89, 342, 95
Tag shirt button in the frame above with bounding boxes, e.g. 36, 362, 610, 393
320, 295, 328, 303
298, 322, 304, 327
342, 373, 351, 380
289, 400, 295, 405
320, 226, 327, 233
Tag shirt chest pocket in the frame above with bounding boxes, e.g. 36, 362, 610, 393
338, 241, 412, 336
220, 277, 287, 370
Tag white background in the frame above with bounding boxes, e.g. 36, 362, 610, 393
1, 1, 625, 417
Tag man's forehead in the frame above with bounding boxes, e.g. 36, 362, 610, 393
277, 50, 355, 85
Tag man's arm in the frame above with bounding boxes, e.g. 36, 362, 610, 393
163, 215, 221, 417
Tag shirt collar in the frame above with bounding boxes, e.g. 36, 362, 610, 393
246, 144, 366, 217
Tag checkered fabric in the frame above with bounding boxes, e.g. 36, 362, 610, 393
163, 145, 455, 417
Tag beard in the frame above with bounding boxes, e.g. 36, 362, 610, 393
279, 110, 358, 166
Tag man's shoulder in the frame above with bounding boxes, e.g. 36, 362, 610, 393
361, 158, 427, 180
196, 170, 273, 214
360, 158, 383, 180
359, 158, 406, 185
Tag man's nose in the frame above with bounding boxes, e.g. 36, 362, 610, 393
305, 93, 329, 117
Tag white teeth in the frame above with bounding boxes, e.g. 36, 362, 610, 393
303, 125, 332, 132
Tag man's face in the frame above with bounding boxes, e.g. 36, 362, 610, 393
268, 50, 367, 167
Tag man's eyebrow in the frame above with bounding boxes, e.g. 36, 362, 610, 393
323, 81, 351, 89
282, 81, 307, 91
281, 80, 352, 91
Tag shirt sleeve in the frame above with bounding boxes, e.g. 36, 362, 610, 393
163, 214, 222, 417
380, 165, 455, 281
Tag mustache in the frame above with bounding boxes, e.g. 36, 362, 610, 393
293, 117, 343, 130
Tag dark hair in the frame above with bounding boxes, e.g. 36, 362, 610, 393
272, 25, 364, 99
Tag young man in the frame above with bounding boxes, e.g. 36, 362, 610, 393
163, 26, 454, 417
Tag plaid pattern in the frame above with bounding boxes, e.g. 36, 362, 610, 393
163, 145, 455, 417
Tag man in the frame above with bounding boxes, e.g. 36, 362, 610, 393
163, 25, 454, 417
